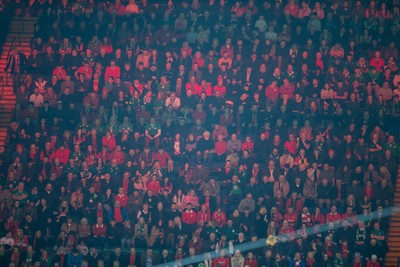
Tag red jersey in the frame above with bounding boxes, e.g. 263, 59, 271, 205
244, 259, 259, 267
341, 213, 357, 225
182, 210, 197, 225
285, 198, 304, 213
311, 213, 325, 225
110, 151, 125, 165
265, 85, 280, 103
153, 152, 171, 168
214, 256, 230, 267
284, 212, 298, 225
279, 227, 295, 240
115, 194, 128, 207
147, 181, 161, 195
75, 66, 93, 80
53, 149, 70, 165
284, 141, 297, 155
212, 211, 227, 227
214, 141, 227, 155
279, 84, 295, 98
326, 212, 341, 223
369, 58, 385, 72
301, 212, 312, 226
196, 210, 211, 224
92, 224, 107, 237
241, 141, 254, 152
186, 82, 202, 95
104, 66, 121, 81
213, 85, 227, 97
101, 136, 116, 151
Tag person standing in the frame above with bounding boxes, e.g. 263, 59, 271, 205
4, 48, 27, 94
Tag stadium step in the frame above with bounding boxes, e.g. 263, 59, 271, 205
385, 166, 400, 267
0, 17, 36, 146
8, 16, 37, 34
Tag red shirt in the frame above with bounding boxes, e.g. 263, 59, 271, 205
109, 3, 126, 16
196, 210, 211, 224
366, 261, 380, 267
53, 149, 70, 165
284, 141, 297, 155
241, 141, 254, 152
186, 82, 202, 95
147, 181, 161, 195
214, 256, 230, 267
284, 4, 299, 17
92, 80, 100, 93
153, 152, 171, 168
286, 198, 304, 213
199, 84, 213, 96
284, 213, 298, 225
101, 136, 116, 151
5, 222, 18, 235
364, 186, 374, 199
220, 45, 234, 58
369, 58, 385, 72
212, 211, 227, 227
129, 254, 137, 266
52, 68, 67, 80
214, 141, 227, 155
341, 244, 350, 258
76, 66, 93, 80
312, 213, 325, 225
341, 213, 357, 225
100, 44, 113, 54
182, 210, 197, 225
279, 84, 295, 98
213, 85, 227, 97
244, 259, 259, 267
265, 85, 280, 102
301, 213, 312, 226
326, 212, 341, 223
104, 66, 121, 81
115, 194, 128, 207
279, 227, 294, 240
110, 151, 125, 165
92, 224, 107, 237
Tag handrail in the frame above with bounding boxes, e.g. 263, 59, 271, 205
0, 76, 3, 100
6, 37, 16, 59
5, 36, 16, 93
5, 36, 16, 92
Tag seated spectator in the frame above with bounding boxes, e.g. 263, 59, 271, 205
0, 1, 397, 265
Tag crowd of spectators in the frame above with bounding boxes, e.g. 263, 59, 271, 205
1, 0, 399, 266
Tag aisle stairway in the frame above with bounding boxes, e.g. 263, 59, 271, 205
385, 166, 400, 267
0, 16, 36, 146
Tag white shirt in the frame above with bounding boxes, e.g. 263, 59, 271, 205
29, 93, 44, 107
0, 237, 15, 246
165, 97, 181, 110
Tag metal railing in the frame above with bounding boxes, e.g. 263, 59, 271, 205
6, 37, 16, 58
4, 36, 16, 96
0, 76, 3, 100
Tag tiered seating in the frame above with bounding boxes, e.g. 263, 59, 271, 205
385, 168, 400, 267
0, 16, 36, 146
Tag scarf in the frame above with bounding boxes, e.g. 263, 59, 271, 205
130, 254, 136, 265
114, 207, 122, 223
